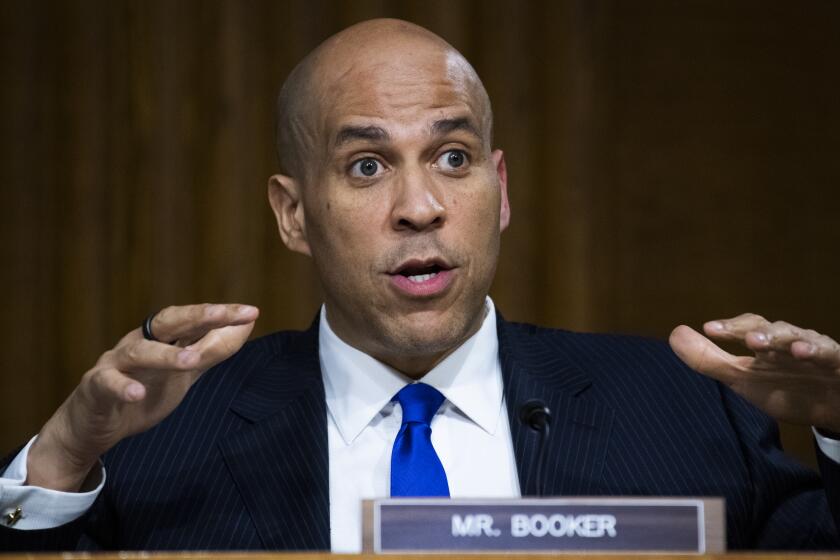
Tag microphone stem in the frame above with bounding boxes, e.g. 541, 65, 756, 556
535, 422, 549, 497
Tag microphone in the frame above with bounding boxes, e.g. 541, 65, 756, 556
518, 399, 551, 497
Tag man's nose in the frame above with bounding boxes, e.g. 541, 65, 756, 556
390, 167, 446, 232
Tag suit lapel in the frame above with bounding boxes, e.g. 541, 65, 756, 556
214, 312, 614, 549
218, 321, 331, 551
498, 316, 615, 496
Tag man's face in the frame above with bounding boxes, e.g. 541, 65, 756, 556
276, 43, 509, 374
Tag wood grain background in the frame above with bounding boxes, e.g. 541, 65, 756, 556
2, 0, 838, 470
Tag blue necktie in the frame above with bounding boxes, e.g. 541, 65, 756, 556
390, 383, 450, 497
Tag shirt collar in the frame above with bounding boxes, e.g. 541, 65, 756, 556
319, 298, 502, 445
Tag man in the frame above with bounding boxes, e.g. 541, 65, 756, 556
2, 18, 840, 552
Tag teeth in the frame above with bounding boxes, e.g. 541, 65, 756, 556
408, 272, 438, 283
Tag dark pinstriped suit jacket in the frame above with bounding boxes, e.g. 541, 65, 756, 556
3, 314, 839, 551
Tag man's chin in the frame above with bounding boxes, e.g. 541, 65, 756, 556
377, 311, 479, 358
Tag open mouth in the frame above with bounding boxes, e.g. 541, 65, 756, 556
395, 262, 448, 284
387, 258, 455, 296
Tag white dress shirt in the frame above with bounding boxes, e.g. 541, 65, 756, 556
0, 298, 522, 552
3, 297, 840, 552
320, 298, 520, 552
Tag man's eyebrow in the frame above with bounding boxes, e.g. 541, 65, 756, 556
430, 117, 482, 139
334, 125, 390, 147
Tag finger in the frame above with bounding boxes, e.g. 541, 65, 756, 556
151, 303, 259, 343
742, 320, 814, 354
183, 322, 256, 371
703, 313, 770, 342
111, 338, 202, 372
150, 303, 259, 344
85, 367, 147, 404
152, 303, 258, 343
669, 325, 745, 384
791, 334, 840, 368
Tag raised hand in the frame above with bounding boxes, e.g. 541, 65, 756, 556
669, 313, 840, 434
26, 303, 259, 492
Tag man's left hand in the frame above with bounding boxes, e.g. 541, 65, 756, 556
670, 313, 840, 434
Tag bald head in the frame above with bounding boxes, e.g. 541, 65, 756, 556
275, 18, 493, 181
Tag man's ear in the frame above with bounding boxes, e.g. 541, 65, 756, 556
492, 149, 511, 232
268, 174, 311, 256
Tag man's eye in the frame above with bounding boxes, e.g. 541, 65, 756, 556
435, 149, 469, 172
350, 158, 383, 178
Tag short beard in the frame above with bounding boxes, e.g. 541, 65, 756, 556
365, 296, 488, 377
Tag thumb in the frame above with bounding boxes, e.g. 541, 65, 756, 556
188, 321, 257, 370
669, 324, 738, 383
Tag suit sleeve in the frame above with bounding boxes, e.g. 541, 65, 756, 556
817, 444, 840, 532
0, 509, 92, 551
720, 385, 840, 549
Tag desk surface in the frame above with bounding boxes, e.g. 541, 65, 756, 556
2, 554, 840, 560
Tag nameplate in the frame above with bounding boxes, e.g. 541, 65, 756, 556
363, 497, 725, 554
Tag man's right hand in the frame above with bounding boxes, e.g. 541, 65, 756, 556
25, 303, 259, 492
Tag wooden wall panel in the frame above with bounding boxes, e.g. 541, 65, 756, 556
2, 0, 838, 471
599, 1, 840, 463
